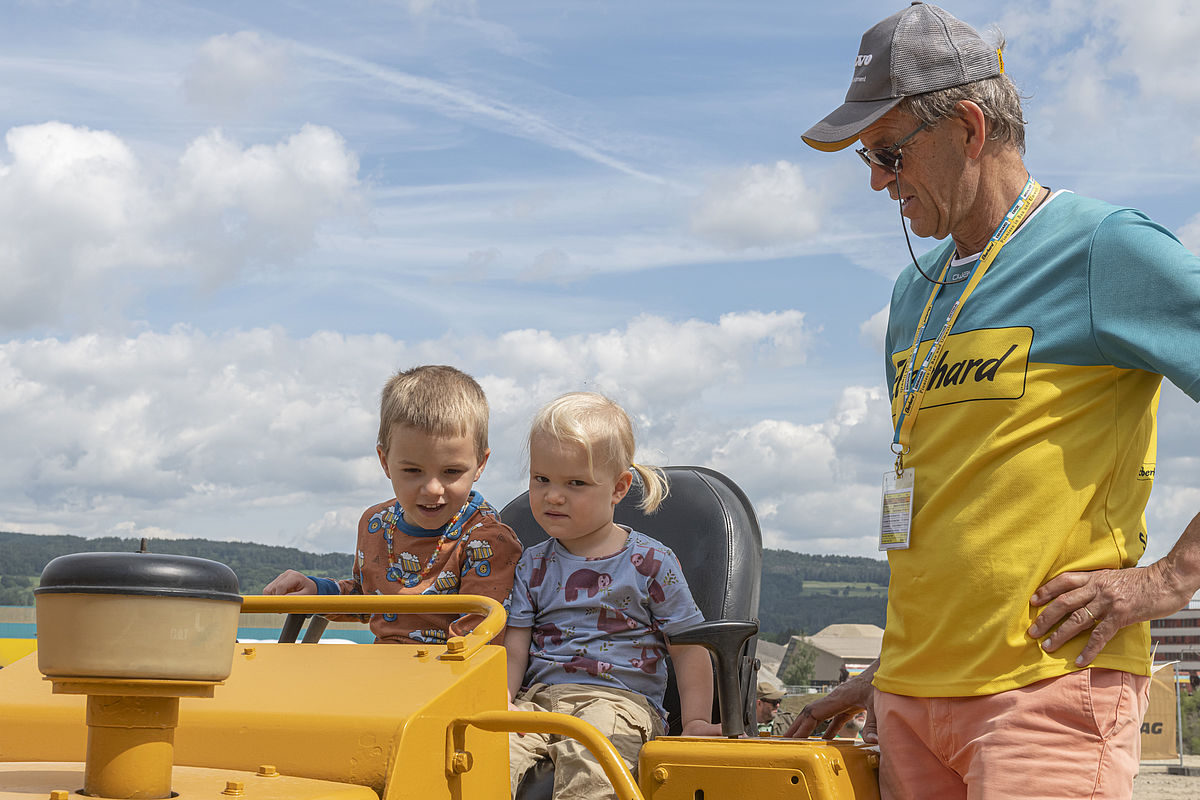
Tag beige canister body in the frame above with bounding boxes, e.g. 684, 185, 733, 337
36, 592, 240, 681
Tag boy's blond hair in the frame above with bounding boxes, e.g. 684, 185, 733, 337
530, 391, 669, 513
378, 365, 489, 460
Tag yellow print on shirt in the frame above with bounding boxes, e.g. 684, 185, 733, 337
891, 326, 1033, 415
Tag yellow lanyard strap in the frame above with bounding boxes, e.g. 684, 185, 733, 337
892, 177, 1043, 472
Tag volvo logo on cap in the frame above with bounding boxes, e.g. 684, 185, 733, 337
855, 54, 873, 67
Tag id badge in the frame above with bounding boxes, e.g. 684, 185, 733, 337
879, 468, 914, 550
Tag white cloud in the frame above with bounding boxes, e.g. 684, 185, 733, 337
0, 122, 160, 328
0, 311, 844, 554
172, 124, 363, 279
1099, 0, 1200, 104
0, 122, 361, 330
1177, 212, 1200, 256
998, 1, 1200, 179
183, 31, 290, 115
859, 305, 889, 353
691, 161, 823, 250
486, 311, 814, 409
695, 385, 893, 557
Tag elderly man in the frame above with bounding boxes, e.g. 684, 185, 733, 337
787, 4, 1200, 799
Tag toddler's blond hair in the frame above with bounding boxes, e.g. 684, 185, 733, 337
530, 391, 668, 512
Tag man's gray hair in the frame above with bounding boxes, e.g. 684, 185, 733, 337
898, 36, 1027, 154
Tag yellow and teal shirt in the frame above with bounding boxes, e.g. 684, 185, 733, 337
877, 190, 1200, 697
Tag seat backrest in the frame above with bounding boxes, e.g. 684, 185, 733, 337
499, 465, 763, 731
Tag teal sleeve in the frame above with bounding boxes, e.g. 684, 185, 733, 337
1089, 210, 1200, 402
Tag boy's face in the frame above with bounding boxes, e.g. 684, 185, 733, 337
528, 432, 632, 557
377, 424, 488, 531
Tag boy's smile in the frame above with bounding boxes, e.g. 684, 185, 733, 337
378, 424, 488, 531
528, 432, 631, 558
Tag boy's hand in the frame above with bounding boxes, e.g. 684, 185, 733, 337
262, 570, 318, 595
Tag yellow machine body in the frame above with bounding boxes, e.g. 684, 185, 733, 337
640, 737, 880, 800
0, 594, 879, 800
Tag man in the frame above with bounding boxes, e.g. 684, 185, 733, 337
754, 680, 792, 736
787, 4, 1200, 799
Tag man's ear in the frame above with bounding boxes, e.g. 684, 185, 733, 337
956, 100, 988, 159
611, 469, 633, 506
377, 445, 391, 479
474, 448, 491, 481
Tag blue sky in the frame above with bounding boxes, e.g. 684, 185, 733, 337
1, 0, 1196, 563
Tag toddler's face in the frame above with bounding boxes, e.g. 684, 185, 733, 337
527, 432, 631, 557
378, 424, 488, 531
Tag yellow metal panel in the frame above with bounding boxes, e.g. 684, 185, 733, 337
0, 656, 88, 760
639, 737, 879, 800
0, 641, 36, 668
0, 642, 512, 799
0, 762, 379, 800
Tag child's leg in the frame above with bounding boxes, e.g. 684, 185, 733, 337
545, 684, 662, 800
508, 685, 552, 799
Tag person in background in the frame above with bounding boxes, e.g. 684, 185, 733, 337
755, 680, 794, 736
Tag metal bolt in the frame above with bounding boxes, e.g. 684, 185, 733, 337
257, 764, 280, 777
867, 753, 880, 769
415, 648, 429, 658
451, 751, 474, 773
653, 767, 669, 783
222, 780, 245, 796
50, 792, 70, 800
446, 639, 465, 654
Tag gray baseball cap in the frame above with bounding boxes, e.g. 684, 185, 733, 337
803, 2, 1002, 152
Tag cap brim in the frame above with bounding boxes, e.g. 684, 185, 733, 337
802, 96, 904, 152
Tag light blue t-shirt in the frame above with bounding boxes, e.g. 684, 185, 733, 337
509, 528, 704, 719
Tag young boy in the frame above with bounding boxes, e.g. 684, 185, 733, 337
506, 392, 717, 799
264, 364, 522, 645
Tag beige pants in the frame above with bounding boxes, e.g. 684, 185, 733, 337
509, 682, 663, 800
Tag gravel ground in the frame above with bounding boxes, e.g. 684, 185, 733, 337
1134, 755, 1200, 800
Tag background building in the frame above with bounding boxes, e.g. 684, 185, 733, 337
1150, 591, 1200, 674
779, 623, 883, 686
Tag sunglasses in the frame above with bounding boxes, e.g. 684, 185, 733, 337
856, 122, 930, 171
762, 698, 781, 707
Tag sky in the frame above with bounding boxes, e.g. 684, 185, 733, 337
1, 0, 1197, 564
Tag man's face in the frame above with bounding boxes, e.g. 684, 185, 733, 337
858, 109, 967, 244
756, 697, 779, 724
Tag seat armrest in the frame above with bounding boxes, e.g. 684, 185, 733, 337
666, 619, 759, 738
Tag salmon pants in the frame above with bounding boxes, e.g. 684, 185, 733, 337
876, 668, 1149, 800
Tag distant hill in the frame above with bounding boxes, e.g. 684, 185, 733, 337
0, 532, 887, 639
0, 531, 351, 605
758, 549, 888, 641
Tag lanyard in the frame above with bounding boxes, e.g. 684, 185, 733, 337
892, 177, 1042, 474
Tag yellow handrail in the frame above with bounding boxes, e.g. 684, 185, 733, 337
239, 594, 506, 661
446, 710, 644, 800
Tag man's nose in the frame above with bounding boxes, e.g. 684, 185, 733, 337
869, 162, 896, 193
